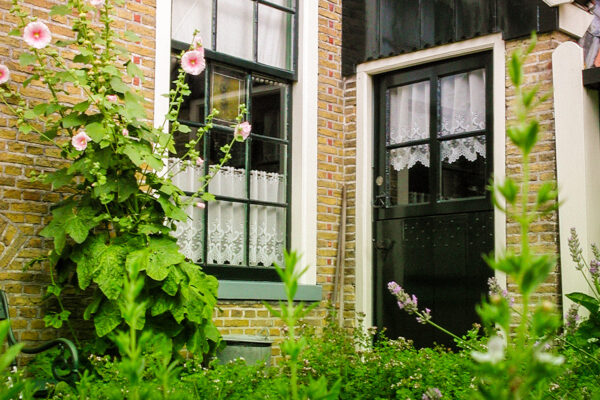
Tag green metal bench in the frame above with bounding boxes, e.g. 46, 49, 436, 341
0, 290, 79, 388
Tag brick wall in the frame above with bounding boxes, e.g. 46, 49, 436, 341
504, 32, 573, 310
0, 0, 157, 344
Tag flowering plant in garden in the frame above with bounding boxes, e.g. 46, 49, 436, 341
0, 0, 250, 357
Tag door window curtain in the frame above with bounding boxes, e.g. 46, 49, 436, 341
388, 69, 486, 171
170, 161, 286, 267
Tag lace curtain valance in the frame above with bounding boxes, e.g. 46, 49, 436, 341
170, 161, 285, 267
388, 69, 486, 171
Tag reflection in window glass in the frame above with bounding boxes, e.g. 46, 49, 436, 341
171, 54, 206, 123
387, 80, 430, 145
439, 68, 485, 136
211, 67, 246, 125
250, 140, 286, 202
258, 5, 291, 69
249, 205, 285, 267
217, 0, 253, 60
389, 145, 430, 205
171, 0, 212, 47
251, 76, 286, 139
440, 136, 486, 200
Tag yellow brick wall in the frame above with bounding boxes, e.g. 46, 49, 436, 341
0, 0, 157, 344
504, 33, 572, 311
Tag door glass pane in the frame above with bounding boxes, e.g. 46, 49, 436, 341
217, 0, 253, 60
251, 139, 286, 202
440, 135, 486, 200
211, 67, 246, 125
389, 145, 430, 205
387, 80, 430, 145
251, 76, 287, 139
207, 200, 246, 265
171, 0, 213, 48
258, 5, 291, 69
249, 205, 285, 267
439, 68, 485, 136
208, 132, 247, 198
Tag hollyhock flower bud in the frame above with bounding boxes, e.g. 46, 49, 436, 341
106, 94, 118, 102
23, 21, 52, 49
196, 157, 204, 166
72, 131, 92, 151
181, 50, 205, 76
122, 128, 129, 136
191, 36, 204, 52
0, 65, 9, 84
235, 121, 251, 140
195, 202, 205, 209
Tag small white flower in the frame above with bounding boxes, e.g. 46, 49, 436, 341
472, 334, 505, 364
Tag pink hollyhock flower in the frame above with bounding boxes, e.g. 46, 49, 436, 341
181, 50, 205, 75
196, 157, 204, 166
235, 121, 251, 140
89, 0, 105, 6
122, 128, 129, 136
23, 21, 52, 49
0, 65, 10, 84
195, 202, 205, 209
106, 94, 118, 102
72, 131, 92, 151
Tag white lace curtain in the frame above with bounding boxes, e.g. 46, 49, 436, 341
170, 162, 286, 267
171, 0, 289, 69
388, 68, 486, 171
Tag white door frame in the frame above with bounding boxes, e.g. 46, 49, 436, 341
355, 33, 507, 328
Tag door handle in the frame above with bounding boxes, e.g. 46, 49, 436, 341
374, 239, 394, 251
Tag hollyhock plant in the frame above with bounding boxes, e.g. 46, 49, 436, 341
0, 65, 9, 84
181, 50, 205, 75
23, 21, 52, 49
71, 131, 92, 151
235, 121, 251, 140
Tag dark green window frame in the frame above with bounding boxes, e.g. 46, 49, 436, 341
170, 3, 296, 280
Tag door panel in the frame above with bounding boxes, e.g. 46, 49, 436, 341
374, 53, 493, 348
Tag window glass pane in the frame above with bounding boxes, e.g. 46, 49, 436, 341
217, 0, 253, 60
389, 145, 430, 205
250, 139, 286, 202
250, 205, 285, 267
170, 149, 205, 192
208, 132, 247, 198
439, 68, 485, 136
207, 200, 246, 265
173, 201, 204, 263
387, 81, 430, 145
171, 0, 213, 48
258, 5, 291, 69
251, 76, 286, 139
211, 66, 246, 125
440, 135, 486, 200
174, 62, 206, 123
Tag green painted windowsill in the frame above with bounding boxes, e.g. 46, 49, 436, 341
218, 280, 322, 302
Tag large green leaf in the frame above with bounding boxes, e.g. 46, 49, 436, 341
156, 195, 187, 221
150, 293, 175, 316
62, 113, 87, 129
94, 301, 122, 337
123, 91, 147, 120
43, 168, 74, 190
146, 237, 185, 281
71, 234, 109, 289
162, 266, 185, 296
566, 292, 599, 314
85, 122, 106, 142
93, 243, 128, 300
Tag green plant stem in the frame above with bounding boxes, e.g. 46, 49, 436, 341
48, 268, 80, 347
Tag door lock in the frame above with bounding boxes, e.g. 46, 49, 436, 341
374, 239, 394, 251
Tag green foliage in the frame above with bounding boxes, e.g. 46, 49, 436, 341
263, 252, 341, 400
1, 0, 252, 357
474, 33, 564, 400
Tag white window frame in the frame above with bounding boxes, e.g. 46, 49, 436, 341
355, 33, 507, 328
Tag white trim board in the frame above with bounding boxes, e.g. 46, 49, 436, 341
355, 33, 507, 328
153, 2, 319, 285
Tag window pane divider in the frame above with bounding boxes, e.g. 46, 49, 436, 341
255, 0, 296, 14
437, 129, 486, 141
386, 138, 429, 150
251, 133, 289, 144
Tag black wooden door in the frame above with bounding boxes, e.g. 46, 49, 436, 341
373, 53, 494, 348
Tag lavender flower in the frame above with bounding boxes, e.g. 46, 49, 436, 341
565, 304, 580, 336
568, 228, 584, 270
388, 281, 432, 324
590, 259, 600, 279
422, 387, 443, 400
487, 277, 514, 306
